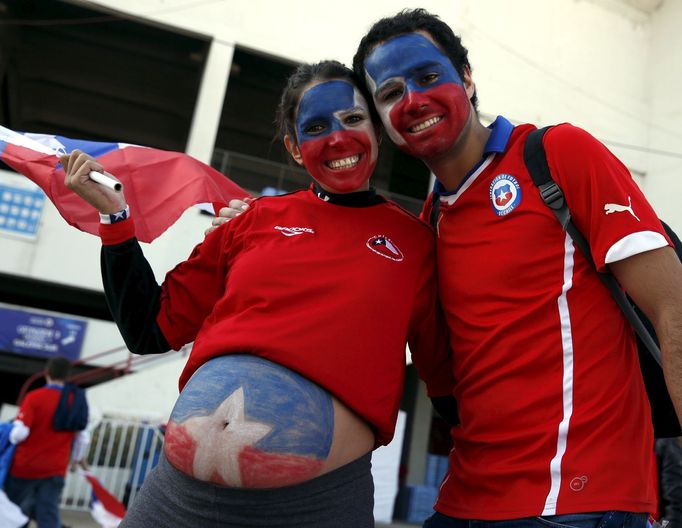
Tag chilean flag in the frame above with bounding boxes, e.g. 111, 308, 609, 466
0, 126, 249, 243
84, 473, 126, 528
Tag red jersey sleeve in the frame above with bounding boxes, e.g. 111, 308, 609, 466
544, 124, 670, 271
156, 206, 257, 349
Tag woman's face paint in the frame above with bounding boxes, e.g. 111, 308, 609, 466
363, 33, 472, 160
295, 80, 378, 194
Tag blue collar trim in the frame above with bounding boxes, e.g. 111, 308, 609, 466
433, 115, 515, 195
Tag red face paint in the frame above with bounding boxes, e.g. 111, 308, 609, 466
295, 81, 378, 194
388, 82, 471, 159
299, 128, 377, 194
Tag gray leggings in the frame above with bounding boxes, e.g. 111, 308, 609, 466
121, 453, 374, 528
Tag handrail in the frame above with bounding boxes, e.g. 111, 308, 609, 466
14, 345, 172, 405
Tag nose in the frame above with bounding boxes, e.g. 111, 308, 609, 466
326, 130, 349, 148
402, 87, 429, 114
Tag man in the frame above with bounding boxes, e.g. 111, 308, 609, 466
5, 356, 89, 528
349, 8, 682, 527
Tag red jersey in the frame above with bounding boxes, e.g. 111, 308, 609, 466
102, 188, 453, 446
11, 386, 77, 479
424, 117, 669, 519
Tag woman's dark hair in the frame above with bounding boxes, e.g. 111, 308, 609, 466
352, 8, 478, 110
275, 60, 378, 146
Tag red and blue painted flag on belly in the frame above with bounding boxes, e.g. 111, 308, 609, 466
0, 126, 249, 243
165, 355, 335, 488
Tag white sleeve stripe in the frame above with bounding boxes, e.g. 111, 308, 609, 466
604, 231, 669, 264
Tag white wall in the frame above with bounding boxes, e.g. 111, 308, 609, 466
647, 0, 682, 231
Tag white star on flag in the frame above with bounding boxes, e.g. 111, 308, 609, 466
182, 387, 272, 486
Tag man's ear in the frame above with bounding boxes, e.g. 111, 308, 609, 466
462, 67, 476, 100
284, 135, 304, 165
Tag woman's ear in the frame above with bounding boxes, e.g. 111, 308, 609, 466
284, 135, 304, 165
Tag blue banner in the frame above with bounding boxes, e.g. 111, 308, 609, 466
0, 307, 87, 360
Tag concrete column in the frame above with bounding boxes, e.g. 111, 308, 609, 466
185, 39, 234, 163
405, 380, 432, 485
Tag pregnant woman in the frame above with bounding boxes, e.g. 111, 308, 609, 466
62, 60, 452, 527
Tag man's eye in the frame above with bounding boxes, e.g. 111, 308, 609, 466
421, 73, 439, 85
344, 114, 365, 125
305, 123, 326, 135
381, 87, 403, 102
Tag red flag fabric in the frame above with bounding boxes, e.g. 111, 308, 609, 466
0, 126, 249, 243
84, 473, 126, 526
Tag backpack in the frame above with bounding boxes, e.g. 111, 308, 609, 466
523, 126, 682, 438
52, 383, 89, 432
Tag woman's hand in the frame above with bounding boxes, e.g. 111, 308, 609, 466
204, 197, 252, 236
61, 150, 127, 214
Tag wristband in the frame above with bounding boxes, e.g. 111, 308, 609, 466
99, 205, 130, 224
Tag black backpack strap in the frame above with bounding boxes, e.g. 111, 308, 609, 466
523, 127, 663, 366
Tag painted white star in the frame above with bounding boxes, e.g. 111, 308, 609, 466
183, 387, 272, 486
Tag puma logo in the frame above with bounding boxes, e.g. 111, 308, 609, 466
604, 196, 640, 221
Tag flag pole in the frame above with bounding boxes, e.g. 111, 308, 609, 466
0, 125, 122, 192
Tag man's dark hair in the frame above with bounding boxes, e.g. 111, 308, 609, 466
275, 60, 379, 146
352, 8, 478, 109
46, 356, 71, 381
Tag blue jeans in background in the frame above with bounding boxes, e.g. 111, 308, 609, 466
5, 474, 65, 528
423, 511, 648, 528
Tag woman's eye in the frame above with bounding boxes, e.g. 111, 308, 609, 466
305, 123, 326, 135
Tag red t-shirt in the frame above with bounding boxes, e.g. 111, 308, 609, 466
423, 118, 669, 519
102, 188, 454, 446
11, 386, 76, 479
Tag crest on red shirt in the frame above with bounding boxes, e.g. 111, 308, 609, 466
490, 174, 522, 216
366, 235, 404, 262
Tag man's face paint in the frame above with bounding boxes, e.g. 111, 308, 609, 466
364, 33, 471, 160
295, 80, 378, 194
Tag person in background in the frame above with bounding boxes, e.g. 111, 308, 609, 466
656, 437, 682, 528
5, 356, 89, 528
61, 60, 452, 527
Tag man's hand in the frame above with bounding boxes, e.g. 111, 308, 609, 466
204, 197, 252, 236
61, 150, 127, 214
70, 459, 89, 472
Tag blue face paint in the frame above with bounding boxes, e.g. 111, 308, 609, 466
295, 80, 359, 144
363, 33, 472, 159
364, 33, 462, 97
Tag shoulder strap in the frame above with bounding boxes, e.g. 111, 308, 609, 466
523, 127, 663, 366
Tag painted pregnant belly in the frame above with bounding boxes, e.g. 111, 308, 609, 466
164, 355, 334, 488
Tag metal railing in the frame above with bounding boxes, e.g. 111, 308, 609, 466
16, 347, 179, 405
61, 416, 165, 512
211, 148, 426, 215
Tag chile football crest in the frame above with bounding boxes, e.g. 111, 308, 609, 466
490, 174, 522, 216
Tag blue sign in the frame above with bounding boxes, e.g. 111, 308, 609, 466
0, 183, 45, 238
0, 307, 87, 361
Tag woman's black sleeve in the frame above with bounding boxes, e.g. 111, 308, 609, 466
100, 238, 171, 355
